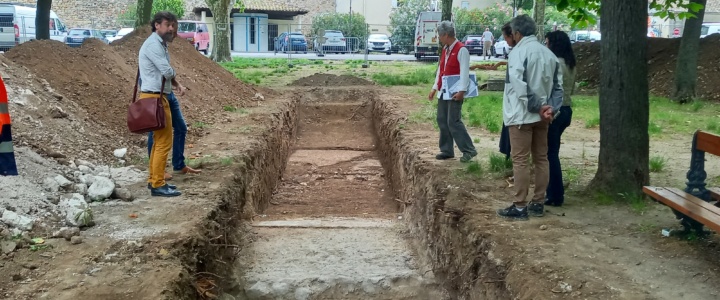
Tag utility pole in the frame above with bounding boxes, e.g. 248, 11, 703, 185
350, 0, 353, 37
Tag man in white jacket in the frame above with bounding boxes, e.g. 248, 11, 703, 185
497, 15, 563, 220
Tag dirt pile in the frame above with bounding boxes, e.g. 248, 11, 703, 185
4, 33, 267, 162
290, 73, 375, 86
574, 34, 720, 99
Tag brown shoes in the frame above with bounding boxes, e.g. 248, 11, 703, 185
175, 166, 202, 175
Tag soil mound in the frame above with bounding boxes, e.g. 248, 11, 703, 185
5, 32, 267, 161
574, 34, 720, 100
290, 73, 375, 86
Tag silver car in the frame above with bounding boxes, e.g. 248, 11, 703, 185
366, 34, 391, 55
315, 30, 347, 54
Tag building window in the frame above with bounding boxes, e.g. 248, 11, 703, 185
461, 1, 469, 9
250, 18, 256, 44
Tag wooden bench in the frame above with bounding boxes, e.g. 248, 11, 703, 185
643, 130, 720, 234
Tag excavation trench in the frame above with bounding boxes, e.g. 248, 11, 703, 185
194, 88, 512, 300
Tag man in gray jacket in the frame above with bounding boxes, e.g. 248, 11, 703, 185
497, 15, 562, 220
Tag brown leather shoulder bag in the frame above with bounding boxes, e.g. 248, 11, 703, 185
127, 69, 166, 134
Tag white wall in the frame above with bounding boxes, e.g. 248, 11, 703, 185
233, 13, 269, 52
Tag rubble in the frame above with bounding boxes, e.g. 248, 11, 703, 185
58, 193, 89, 226
87, 177, 115, 201
1, 210, 34, 231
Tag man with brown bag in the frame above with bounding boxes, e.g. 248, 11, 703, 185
138, 11, 182, 197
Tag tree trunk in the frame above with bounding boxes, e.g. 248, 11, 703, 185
589, 0, 649, 194
35, 0, 52, 40
673, 0, 706, 103
533, 0, 546, 41
136, 0, 154, 29
441, 0, 452, 21
207, 0, 233, 62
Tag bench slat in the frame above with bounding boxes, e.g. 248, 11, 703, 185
696, 131, 720, 157
643, 186, 720, 233
708, 187, 720, 204
666, 188, 720, 214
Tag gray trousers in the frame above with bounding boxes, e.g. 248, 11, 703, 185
437, 97, 477, 156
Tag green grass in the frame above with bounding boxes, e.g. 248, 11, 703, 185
220, 57, 324, 85
594, 192, 648, 214
465, 161, 485, 178
473, 138, 480, 143
372, 67, 436, 86
488, 152, 513, 173
192, 121, 207, 129
464, 93, 503, 133
223, 105, 237, 112
649, 156, 667, 172
220, 157, 234, 166
563, 166, 581, 184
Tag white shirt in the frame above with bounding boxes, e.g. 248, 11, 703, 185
432, 39, 470, 98
482, 31, 494, 42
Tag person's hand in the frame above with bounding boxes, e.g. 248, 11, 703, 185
452, 91, 465, 101
540, 105, 553, 122
428, 89, 437, 101
175, 84, 187, 96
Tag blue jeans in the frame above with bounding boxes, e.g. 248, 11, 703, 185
147, 93, 187, 171
546, 106, 573, 203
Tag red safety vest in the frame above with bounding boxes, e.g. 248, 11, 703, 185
436, 40, 464, 91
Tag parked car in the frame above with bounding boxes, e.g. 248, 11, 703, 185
275, 32, 308, 53
366, 33, 392, 55
107, 27, 133, 44
101, 30, 117, 39
462, 35, 484, 55
494, 38, 510, 59
177, 21, 210, 54
314, 30, 347, 54
65, 28, 108, 47
0, 3, 68, 51
569, 30, 601, 43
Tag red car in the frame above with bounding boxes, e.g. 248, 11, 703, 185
177, 21, 210, 54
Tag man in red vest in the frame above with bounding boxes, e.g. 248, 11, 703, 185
428, 21, 477, 163
0, 76, 18, 176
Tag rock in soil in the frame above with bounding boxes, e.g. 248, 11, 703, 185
1, 210, 35, 231
70, 236, 83, 245
54, 175, 73, 188
52, 227, 80, 241
87, 176, 115, 201
1, 240, 17, 254
112, 188, 135, 202
57, 193, 89, 226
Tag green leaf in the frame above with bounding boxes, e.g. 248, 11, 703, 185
688, 2, 705, 13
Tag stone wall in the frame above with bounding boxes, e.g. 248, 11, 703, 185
12, 0, 334, 31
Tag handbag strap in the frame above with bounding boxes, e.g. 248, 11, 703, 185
132, 68, 167, 103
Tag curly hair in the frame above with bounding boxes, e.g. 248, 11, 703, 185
150, 11, 178, 32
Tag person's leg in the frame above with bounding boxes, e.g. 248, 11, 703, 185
546, 106, 573, 205
546, 119, 563, 203
497, 124, 533, 220
499, 123, 511, 160
447, 99, 476, 161
531, 121, 550, 203
436, 97, 454, 158
147, 132, 153, 157
147, 95, 180, 196
166, 93, 188, 171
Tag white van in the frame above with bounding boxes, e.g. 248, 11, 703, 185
0, 3, 67, 50
701, 23, 720, 38
414, 11, 442, 60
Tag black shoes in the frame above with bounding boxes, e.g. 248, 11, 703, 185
528, 202, 545, 217
148, 183, 176, 190
435, 153, 454, 160
150, 184, 182, 197
496, 204, 529, 220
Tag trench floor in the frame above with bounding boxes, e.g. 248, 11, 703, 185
235, 102, 444, 300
